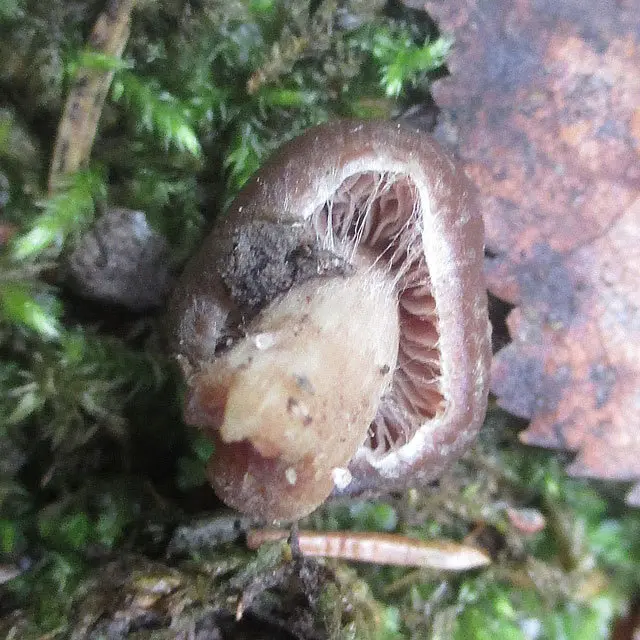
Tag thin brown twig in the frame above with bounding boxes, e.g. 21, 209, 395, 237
48, 0, 137, 192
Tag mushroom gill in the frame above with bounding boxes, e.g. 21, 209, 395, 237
312, 172, 444, 458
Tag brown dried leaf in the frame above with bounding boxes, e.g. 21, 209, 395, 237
425, 0, 640, 504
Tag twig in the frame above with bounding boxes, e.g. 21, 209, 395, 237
48, 0, 136, 192
247, 529, 491, 571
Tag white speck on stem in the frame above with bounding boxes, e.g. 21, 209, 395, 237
285, 467, 297, 485
254, 333, 277, 350
331, 467, 352, 490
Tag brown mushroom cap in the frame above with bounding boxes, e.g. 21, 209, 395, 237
168, 120, 491, 521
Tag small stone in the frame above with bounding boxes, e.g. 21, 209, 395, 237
506, 506, 546, 534
65, 207, 170, 310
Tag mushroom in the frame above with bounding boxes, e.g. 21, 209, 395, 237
168, 120, 491, 521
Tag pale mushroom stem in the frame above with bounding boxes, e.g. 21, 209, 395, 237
187, 263, 400, 521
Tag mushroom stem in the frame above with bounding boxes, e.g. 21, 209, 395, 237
187, 262, 399, 521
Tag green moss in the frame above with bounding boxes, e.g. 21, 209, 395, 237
1, 2, 638, 638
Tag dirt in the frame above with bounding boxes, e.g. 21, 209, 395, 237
221, 220, 353, 314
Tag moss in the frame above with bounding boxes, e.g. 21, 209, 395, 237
0, 1, 638, 638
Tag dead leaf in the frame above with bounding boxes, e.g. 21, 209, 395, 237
426, 0, 640, 504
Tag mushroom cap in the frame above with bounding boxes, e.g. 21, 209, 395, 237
169, 120, 491, 516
